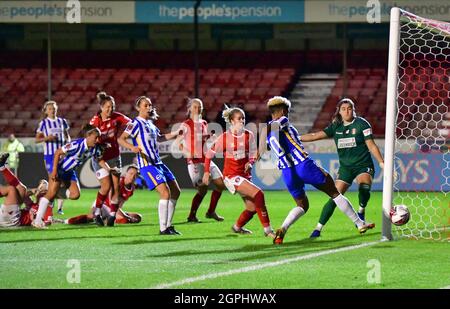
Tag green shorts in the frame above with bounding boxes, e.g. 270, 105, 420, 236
337, 165, 375, 185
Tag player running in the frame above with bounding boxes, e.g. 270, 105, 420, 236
261, 96, 375, 244
299, 98, 385, 238
61, 165, 142, 225
90, 92, 131, 226
177, 98, 225, 223
118, 96, 181, 235
32, 124, 108, 229
0, 153, 52, 227
35, 100, 71, 215
202, 105, 275, 238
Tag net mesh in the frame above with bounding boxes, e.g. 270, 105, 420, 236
394, 10, 449, 240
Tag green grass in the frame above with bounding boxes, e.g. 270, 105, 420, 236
0, 189, 448, 288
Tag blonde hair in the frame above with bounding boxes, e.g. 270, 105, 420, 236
267, 96, 291, 111
41, 100, 57, 119
222, 104, 245, 124
186, 98, 203, 118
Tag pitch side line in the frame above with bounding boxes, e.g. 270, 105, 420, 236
440, 285, 450, 289
151, 240, 380, 289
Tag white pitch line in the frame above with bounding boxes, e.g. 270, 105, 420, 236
440, 285, 450, 289
151, 240, 380, 289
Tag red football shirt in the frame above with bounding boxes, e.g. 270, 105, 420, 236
105, 177, 135, 208
90, 111, 130, 161
181, 118, 209, 164
205, 129, 256, 180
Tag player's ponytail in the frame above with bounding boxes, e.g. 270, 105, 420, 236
222, 104, 245, 124
96, 91, 115, 112
332, 97, 357, 124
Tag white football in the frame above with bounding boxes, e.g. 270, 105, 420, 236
390, 205, 411, 226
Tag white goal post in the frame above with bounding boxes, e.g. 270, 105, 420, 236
383, 8, 449, 241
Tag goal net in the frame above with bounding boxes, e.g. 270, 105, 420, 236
383, 8, 449, 241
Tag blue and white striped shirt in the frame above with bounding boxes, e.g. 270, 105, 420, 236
36, 117, 70, 156
59, 138, 102, 172
267, 116, 309, 169
124, 117, 162, 168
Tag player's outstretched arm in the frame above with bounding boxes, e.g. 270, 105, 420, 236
299, 130, 327, 142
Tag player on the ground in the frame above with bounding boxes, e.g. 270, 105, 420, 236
202, 105, 275, 238
0, 153, 52, 227
35, 100, 71, 215
261, 96, 375, 244
62, 165, 142, 225
118, 96, 182, 235
299, 98, 385, 237
89, 92, 131, 227
32, 124, 108, 229
176, 98, 225, 223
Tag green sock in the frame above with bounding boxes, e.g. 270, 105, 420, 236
318, 199, 337, 225
358, 183, 371, 212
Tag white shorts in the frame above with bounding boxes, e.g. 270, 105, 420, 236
0, 204, 20, 227
92, 157, 122, 180
223, 176, 246, 195
188, 162, 223, 187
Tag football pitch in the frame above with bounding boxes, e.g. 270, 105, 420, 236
0, 189, 448, 289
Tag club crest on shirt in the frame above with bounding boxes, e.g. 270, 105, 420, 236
352, 128, 356, 135
126, 123, 134, 131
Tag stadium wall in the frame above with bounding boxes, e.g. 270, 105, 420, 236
9, 152, 445, 192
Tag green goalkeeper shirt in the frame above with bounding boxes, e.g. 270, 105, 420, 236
323, 117, 374, 168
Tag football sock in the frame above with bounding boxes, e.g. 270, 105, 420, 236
207, 190, 222, 214
189, 193, 205, 217
333, 194, 364, 227
109, 200, 118, 216
319, 199, 337, 225
35, 197, 50, 223
57, 199, 64, 211
281, 206, 306, 231
158, 199, 169, 231
167, 199, 177, 227
95, 192, 107, 209
67, 215, 89, 225
253, 191, 271, 228
358, 183, 371, 212
0, 166, 20, 187
236, 210, 256, 228
315, 223, 324, 232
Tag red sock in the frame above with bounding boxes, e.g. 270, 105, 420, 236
109, 203, 119, 213
207, 190, 222, 213
189, 193, 205, 217
1, 167, 20, 187
95, 192, 107, 208
253, 191, 271, 228
68, 215, 89, 225
236, 210, 256, 228
115, 217, 128, 224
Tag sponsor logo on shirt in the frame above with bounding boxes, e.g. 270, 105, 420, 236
337, 137, 357, 149
336, 131, 343, 135
363, 128, 372, 137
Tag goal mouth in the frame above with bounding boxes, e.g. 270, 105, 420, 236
384, 8, 449, 241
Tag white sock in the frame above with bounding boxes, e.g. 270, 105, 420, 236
358, 207, 365, 214
64, 219, 69, 224
94, 208, 101, 216
264, 226, 273, 234
158, 199, 169, 231
167, 199, 177, 227
333, 194, 364, 227
315, 223, 324, 231
57, 199, 64, 210
35, 197, 50, 223
281, 206, 306, 231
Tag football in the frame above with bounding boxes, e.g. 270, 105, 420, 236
390, 205, 411, 226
